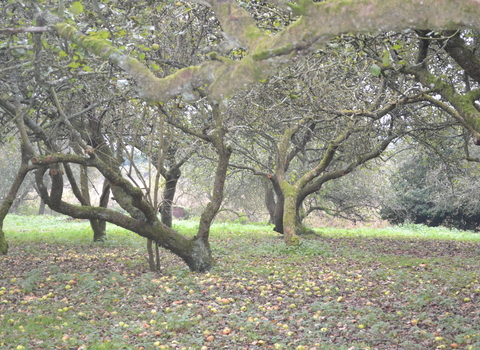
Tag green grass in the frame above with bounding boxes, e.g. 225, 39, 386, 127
316, 222, 480, 241
1, 215, 479, 350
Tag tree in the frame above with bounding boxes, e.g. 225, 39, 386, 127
132, 106, 197, 271
227, 44, 422, 244
0, 0, 230, 270
303, 165, 388, 224
380, 123, 480, 231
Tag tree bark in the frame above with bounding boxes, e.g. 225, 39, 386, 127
0, 95, 35, 254
149, 166, 180, 272
442, 32, 480, 85
90, 218, 107, 242
38, 198, 46, 215
280, 181, 300, 246
159, 167, 181, 228
294, 204, 315, 235
35, 176, 50, 215
262, 177, 276, 224
65, 162, 109, 242
0, 230, 7, 255
0, 163, 32, 254
271, 120, 307, 239
91, 179, 110, 242
273, 200, 284, 233
93, 185, 111, 241
147, 238, 160, 271
264, 174, 284, 233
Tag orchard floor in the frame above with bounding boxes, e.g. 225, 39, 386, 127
1, 217, 479, 349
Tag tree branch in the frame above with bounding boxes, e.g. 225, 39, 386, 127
0, 27, 49, 34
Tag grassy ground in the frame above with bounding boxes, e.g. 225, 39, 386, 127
0, 215, 479, 350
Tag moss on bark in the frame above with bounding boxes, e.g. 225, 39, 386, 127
296, 223, 315, 236
281, 182, 301, 246
184, 237, 213, 272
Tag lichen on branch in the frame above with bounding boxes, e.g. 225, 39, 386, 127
53, 22, 220, 103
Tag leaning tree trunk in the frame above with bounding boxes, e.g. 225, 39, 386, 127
0, 162, 31, 254
35, 162, 208, 272
26, 99, 231, 273
194, 150, 232, 265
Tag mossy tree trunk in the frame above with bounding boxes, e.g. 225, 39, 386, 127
269, 119, 308, 243
270, 181, 312, 237
90, 219, 107, 242
279, 181, 301, 246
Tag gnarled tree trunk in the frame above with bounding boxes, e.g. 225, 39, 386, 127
280, 182, 301, 246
